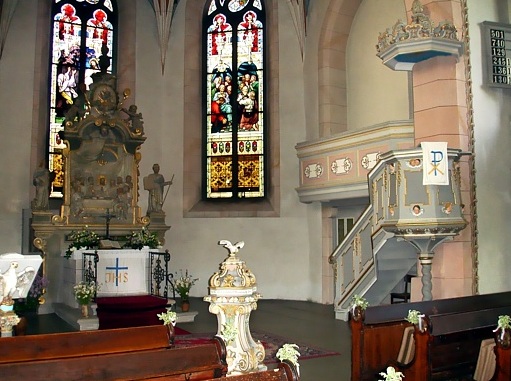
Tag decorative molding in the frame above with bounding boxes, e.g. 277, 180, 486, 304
460, 0, 478, 295
361, 152, 381, 170
331, 158, 352, 175
295, 122, 414, 203
376, 0, 463, 71
304, 163, 323, 179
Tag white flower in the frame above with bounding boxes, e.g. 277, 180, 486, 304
73, 281, 99, 305
494, 315, 511, 332
350, 294, 369, 310
157, 308, 177, 326
405, 309, 423, 325
276, 343, 300, 366
379, 366, 404, 381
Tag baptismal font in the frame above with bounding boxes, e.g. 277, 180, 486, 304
204, 240, 266, 375
0, 254, 42, 336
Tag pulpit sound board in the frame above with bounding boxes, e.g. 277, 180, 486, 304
482, 21, 511, 88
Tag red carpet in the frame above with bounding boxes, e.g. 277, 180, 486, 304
174, 330, 340, 364
96, 295, 171, 330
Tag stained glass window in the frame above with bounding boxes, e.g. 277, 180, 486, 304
204, 0, 266, 199
49, 0, 117, 198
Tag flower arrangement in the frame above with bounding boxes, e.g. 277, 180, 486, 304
14, 274, 49, 314
494, 315, 511, 332
171, 269, 199, 302
65, 225, 100, 258
157, 308, 177, 326
379, 366, 404, 381
350, 294, 369, 310
73, 281, 98, 305
405, 309, 423, 325
123, 227, 160, 250
276, 343, 301, 366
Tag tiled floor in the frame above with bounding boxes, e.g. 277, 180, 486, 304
25, 298, 352, 381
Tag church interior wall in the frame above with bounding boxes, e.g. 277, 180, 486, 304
133, 0, 318, 301
1, 0, 510, 306
0, 2, 39, 252
346, 0, 411, 131
467, 0, 511, 295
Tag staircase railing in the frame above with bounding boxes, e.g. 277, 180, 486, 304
329, 156, 389, 320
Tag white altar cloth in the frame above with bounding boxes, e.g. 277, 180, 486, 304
72, 249, 151, 297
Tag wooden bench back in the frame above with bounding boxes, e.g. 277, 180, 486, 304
0, 342, 227, 381
363, 291, 511, 325
201, 361, 299, 381
0, 324, 171, 364
351, 291, 511, 381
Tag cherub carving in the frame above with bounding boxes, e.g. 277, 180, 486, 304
121, 104, 144, 134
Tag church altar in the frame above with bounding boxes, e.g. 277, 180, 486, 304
64, 248, 154, 308
29, 48, 171, 321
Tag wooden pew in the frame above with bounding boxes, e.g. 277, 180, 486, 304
350, 291, 511, 381
493, 340, 511, 381
0, 324, 228, 381
202, 361, 300, 381
0, 324, 172, 363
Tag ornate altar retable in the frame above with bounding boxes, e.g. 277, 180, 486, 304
30, 52, 170, 315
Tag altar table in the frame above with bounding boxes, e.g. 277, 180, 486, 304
64, 248, 155, 308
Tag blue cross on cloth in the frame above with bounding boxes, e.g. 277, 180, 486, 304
105, 257, 128, 287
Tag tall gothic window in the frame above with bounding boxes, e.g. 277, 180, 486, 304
203, 0, 266, 200
49, 0, 117, 198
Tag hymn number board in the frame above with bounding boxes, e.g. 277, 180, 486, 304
482, 21, 511, 88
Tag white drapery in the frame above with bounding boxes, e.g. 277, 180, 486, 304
421, 141, 449, 185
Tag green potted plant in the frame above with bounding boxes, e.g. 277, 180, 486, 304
73, 281, 98, 318
123, 227, 160, 250
14, 273, 49, 315
65, 226, 100, 258
171, 269, 198, 312
13, 274, 49, 335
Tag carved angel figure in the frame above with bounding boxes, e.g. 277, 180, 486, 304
0, 261, 36, 305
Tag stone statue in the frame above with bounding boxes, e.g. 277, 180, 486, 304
143, 164, 173, 214
121, 104, 144, 134
31, 162, 50, 210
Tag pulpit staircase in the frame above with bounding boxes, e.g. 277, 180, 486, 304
330, 147, 467, 320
